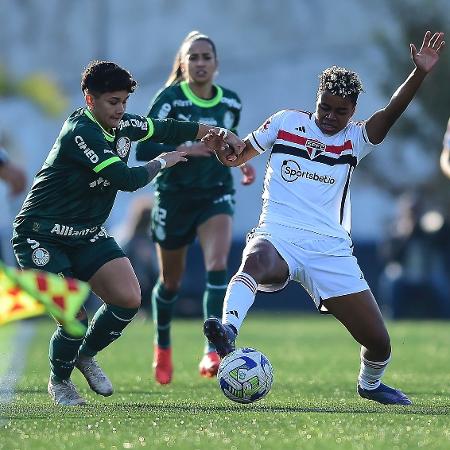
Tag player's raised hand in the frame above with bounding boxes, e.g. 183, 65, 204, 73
411, 31, 445, 73
158, 150, 188, 168
202, 128, 245, 163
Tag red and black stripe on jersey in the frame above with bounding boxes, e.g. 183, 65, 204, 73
271, 130, 357, 167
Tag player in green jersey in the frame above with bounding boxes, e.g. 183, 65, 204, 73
12, 60, 243, 406
135, 31, 255, 384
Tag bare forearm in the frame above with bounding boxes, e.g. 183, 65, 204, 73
367, 68, 427, 144
144, 159, 164, 180
214, 143, 258, 167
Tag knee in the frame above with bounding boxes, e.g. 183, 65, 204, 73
115, 285, 142, 309
242, 250, 272, 280
364, 329, 391, 360
159, 273, 182, 293
205, 258, 227, 272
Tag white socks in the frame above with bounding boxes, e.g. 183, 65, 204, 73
222, 272, 258, 332
358, 348, 391, 390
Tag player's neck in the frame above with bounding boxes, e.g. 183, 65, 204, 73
187, 81, 214, 100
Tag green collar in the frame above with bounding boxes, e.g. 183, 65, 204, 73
180, 81, 223, 108
84, 108, 115, 142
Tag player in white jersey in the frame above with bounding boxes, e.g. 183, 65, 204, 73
202, 31, 445, 405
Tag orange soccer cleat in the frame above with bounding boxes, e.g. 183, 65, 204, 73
153, 346, 173, 385
199, 351, 221, 378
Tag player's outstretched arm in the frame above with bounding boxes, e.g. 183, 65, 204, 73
365, 31, 445, 145
202, 131, 259, 167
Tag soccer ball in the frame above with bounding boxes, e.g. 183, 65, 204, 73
217, 347, 273, 404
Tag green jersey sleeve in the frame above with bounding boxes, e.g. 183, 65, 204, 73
135, 87, 177, 161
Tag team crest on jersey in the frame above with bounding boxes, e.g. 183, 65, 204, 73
116, 137, 131, 158
305, 139, 326, 159
32, 247, 50, 267
223, 111, 235, 130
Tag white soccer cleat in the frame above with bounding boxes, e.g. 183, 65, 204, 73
75, 355, 113, 396
48, 375, 86, 406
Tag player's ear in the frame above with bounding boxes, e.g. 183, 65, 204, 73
85, 93, 95, 108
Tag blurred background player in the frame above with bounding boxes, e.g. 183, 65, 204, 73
440, 117, 450, 178
0, 145, 27, 261
136, 31, 255, 384
0, 146, 27, 198
203, 31, 445, 405
11, 60, 243, 406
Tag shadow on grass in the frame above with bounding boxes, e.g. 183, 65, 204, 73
2, 401, 449, 419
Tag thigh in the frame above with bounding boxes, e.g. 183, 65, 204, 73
197, 214, 232, 271
324, 290, 390, 359
89, 257, 141, 308
155, 244, 188, 291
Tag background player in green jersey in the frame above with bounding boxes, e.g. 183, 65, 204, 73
12, 60, 243, 406
136, 31, 255, 384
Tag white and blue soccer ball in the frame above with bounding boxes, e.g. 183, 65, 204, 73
217, 347, 274, 404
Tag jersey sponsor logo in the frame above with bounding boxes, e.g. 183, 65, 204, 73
177, 113, 192, 121
89, 176, 110, 188
75, 135, 99, 164
281, 160, 335, 184
89, 227, 109, 243
116, 137, 131, 158
32, 247, 50, 267
158, 103, 172, 119
221, 97, 241, 109
51, 224, 98, 237
305, 139, 326, 159
117, 118, 148, 131
223, 111, 235, 130
173, 99, 191, 107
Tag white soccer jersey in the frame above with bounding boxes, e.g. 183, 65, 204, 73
246, 109, 377, 240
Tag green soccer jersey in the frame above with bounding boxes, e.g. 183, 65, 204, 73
136, 81, 241, 194
14, 107, 198, 235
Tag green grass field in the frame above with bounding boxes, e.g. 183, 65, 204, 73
1, 314, 449, 449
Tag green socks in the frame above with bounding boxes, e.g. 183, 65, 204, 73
203, 270, 228, 352
78, 304, 138, 357
49, 314, 88, 380
152, 280, 178, 348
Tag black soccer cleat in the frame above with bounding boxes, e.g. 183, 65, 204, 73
203, 318, 236, 358
357, 382, 412, 405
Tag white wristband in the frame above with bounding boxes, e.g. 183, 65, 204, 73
154, 157, 167, 170
219, 127, 228, 138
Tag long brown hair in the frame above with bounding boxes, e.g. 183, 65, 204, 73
165, 31, 217, 87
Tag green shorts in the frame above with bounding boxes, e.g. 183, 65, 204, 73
11, 226, 125, 281
152, 190, 235, 250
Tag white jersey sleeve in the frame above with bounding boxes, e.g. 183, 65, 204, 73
350, 121, 380, 162
245, 110, 287, 154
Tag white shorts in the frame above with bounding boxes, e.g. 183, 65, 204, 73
245, 223, 369, 313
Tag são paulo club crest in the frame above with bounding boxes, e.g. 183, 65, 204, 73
116, 137, 131, 158
305, 139, 326, 159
